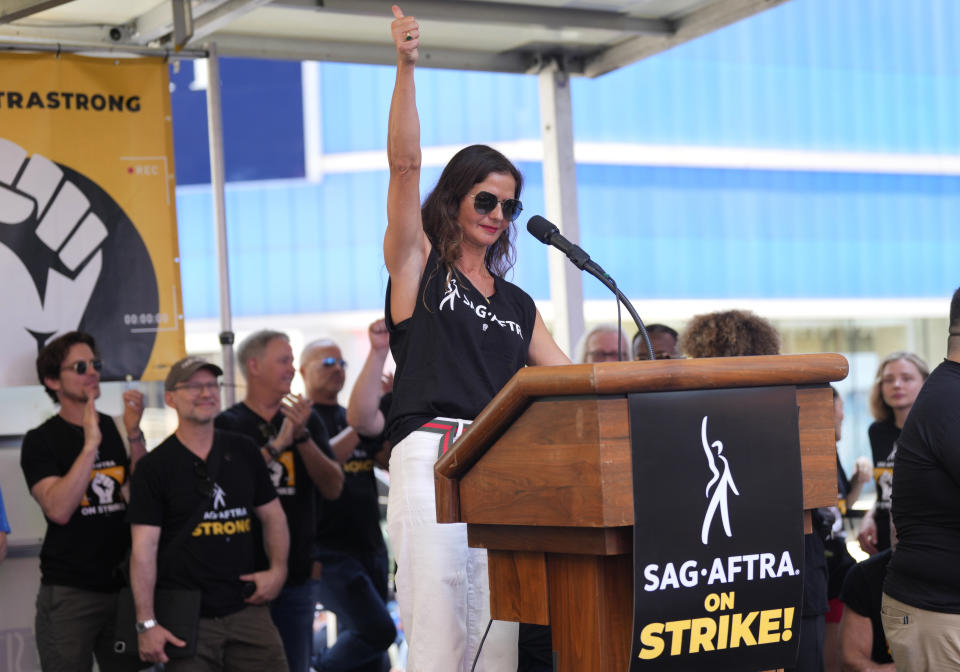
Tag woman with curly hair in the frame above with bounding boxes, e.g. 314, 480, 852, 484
679, 310, 828, 672
678, 309, 781, 358
384, 7, 569, 671
857, 351, 929, 555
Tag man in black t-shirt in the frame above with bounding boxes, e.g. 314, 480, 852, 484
302, 324, 395, 672
129, 356, 289, 670
215, 330, 343, 672
882, 286, 960, 671
20, 331, 147, 672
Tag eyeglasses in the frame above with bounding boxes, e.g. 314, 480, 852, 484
586, 350, 623, 363
469, 191, 523, 222
320, 357, 347, 369
174, 381, 222, 395
633, 352, 685, 361
61, 359, 103, 375
194, 460, 214, 497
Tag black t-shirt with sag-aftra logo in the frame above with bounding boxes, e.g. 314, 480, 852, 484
386, 248, 536, 445
21, 412, 131, 591
215, 403, 333, 585
868, 419, 899, 552
127, 431, 276, 618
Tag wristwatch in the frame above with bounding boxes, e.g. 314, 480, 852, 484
135, 619, 157, 633
293, 432, 310, 445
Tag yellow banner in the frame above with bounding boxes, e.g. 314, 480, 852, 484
0, 53, 185, 385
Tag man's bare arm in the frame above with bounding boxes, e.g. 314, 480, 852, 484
130, 524, 186, 664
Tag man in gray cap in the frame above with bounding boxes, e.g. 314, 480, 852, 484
127, 356, 290, 670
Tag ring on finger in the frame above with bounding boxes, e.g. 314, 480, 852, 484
404, 31, 413, 41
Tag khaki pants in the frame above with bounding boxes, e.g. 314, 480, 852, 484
881, 593, 960, 671
165, 605, 288, 672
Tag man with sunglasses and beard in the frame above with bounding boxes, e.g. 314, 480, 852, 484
20, 331, 148, 672
300, 327, 395, 672
128, 356, 289, 670
215, 329, 343, 672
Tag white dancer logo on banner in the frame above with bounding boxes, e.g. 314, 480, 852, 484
700, 415, 740, 545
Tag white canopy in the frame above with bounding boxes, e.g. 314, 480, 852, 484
2, 0, 788, 77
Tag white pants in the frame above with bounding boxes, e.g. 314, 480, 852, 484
387, 425, 518, 672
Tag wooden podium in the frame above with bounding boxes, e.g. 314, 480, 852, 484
434, 353, 847, 672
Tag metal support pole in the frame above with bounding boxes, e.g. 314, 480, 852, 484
205, 43, 236, 406
538, 58, 585, 358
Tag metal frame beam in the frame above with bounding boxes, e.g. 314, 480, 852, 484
0, 38, 206, 58
205, 43, 237, 406
128, 0, 272, 47
0, 22, 118, 45
538, 58, 584, 357
188, 0, 272, 43
0, 0, 72, 24
209, 33, 542, 73
276, 0, 671, 35
171, 0, 194, 49
584, 0, 791, 77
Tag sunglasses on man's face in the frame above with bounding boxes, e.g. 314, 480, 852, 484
62, 359, 103, 375
320, 357, 347, 369
469, 191, 523, 222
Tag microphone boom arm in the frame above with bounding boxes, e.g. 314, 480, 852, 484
582, 264, 655, 362
527, 214, 654, 360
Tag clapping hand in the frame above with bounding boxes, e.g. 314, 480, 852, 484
852, 456, 871, 485
81, 396, 101, 453
122, 389, 145, 436
276, 394, 312, 448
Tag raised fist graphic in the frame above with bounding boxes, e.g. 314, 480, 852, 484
90, 471, 116, 505
267, 460, 284, 489
0, 136, 160, 386
0, 138, 105, 386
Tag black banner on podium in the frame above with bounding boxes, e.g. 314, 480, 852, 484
628, 386, 804, 671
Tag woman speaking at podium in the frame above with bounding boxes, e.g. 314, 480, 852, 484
383, 6, 569, 670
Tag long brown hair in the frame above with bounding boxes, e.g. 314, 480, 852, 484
420, 144, 523, 278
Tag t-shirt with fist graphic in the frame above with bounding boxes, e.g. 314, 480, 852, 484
21, 412, 131, 591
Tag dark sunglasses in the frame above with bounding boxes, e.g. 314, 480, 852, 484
469, 191, 522, 222
62, 359, 103, 375
321, 357, 347, 368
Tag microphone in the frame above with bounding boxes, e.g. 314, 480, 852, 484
526, 215, 655, 361
527, 215, 607, 278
